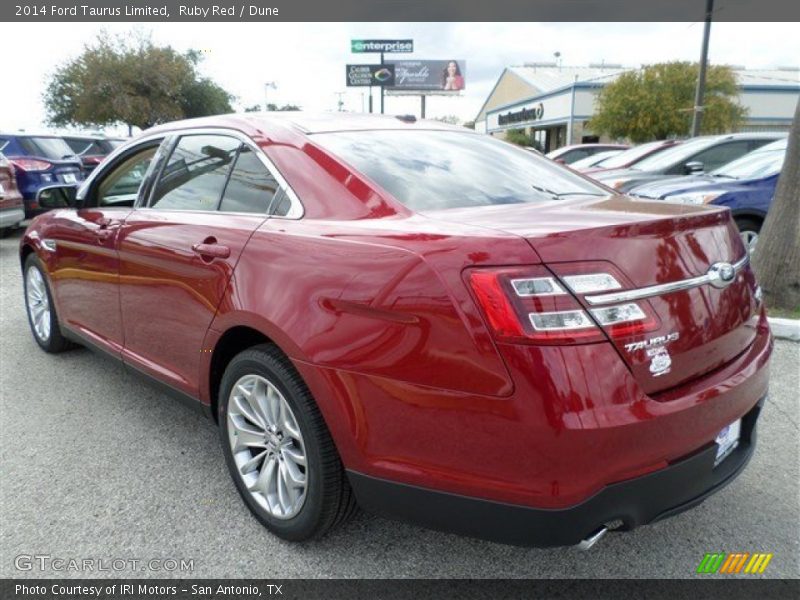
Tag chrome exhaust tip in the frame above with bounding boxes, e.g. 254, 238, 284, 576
577, 526, 608, 551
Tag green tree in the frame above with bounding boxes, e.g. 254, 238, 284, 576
504, 128, 541, 150
44, 32, 233, 134
588, 62, 747, 142
266, 103, 301, 112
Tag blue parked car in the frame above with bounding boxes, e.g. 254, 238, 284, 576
629, 138, 788, 253
0, 133, 84, 218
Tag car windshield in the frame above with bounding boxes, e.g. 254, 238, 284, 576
19, 136, 77, 160
598, 141, 673, 169
712, 149, 786, 179
312, 130, 608, 211
631, 137, 719, 171
107, 139, 126, 149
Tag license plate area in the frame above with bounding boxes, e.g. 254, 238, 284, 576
62, 173, 77, 183
714, 419, 741, 467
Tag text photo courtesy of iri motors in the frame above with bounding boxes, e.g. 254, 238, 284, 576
0, 1, 799, 598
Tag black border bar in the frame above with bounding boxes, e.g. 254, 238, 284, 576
3, 0, 800, 22
2, 579, 800, 600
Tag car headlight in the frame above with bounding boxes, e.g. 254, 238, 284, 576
665, 191, 723, 205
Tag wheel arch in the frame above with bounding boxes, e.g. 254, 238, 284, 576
20, 242, 35, 271
730, 209, 766, 224
207, 325, 277, 424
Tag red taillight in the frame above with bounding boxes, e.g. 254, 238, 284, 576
10, 158, 52, 172
468, 266, 606, 345
468, 264, 660, 346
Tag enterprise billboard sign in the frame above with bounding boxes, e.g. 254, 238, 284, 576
351, 39, 414, 53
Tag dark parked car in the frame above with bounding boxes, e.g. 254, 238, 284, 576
20, 113, 770, 548
578, 139, 682, 176
63, 135, 127, 173
546, 143, 629, 164
0, 133, 84, 217
630, 139, 788, 253
594, 133, 783, 192
0, 152, 25, 236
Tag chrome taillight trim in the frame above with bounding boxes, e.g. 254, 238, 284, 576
584, 253, 749, 306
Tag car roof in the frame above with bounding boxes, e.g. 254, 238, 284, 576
0, 132, 67, 139
143, 112, 470, 142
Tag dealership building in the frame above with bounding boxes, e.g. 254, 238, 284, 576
474, 64, 800, 152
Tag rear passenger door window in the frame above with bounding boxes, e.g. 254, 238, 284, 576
219, 146, 278, 214
691, 141, 750, 172
150, 135, 239, 210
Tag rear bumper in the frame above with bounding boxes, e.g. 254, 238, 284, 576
348, 397, 763, 547
0, 207, 25, 228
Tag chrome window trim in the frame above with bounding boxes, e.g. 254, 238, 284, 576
80, 127, 304, 219
584, 253, 750, 306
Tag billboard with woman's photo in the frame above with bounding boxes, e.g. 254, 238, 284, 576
387, 60, 466, 93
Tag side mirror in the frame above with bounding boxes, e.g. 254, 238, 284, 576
36, 184, 79, 209
685, 161, 704, 174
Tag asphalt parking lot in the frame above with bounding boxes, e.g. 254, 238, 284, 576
0, 227, 798, 579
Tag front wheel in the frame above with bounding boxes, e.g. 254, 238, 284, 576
23, 254, 73, 353
218, 344, 357, 541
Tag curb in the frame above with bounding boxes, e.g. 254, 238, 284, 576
768, 317, 800, 342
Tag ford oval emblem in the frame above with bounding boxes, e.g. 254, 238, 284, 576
707, 262, 736, 289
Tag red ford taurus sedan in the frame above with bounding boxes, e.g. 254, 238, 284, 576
19, 113, 771, 548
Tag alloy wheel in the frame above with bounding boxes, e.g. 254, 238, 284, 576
227, 374, 308, 519
26, 267, 51, 342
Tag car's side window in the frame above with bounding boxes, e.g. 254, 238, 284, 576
96, 146, 159, 207
218, 146, 279, 214
150, 135, 239, 211
269, 189, 293, 217
691, 141, 750, 172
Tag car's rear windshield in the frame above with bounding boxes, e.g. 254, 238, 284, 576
598, 141, 673, 169
65, 138, 107, 156
19, 137, 76, 160
312, 130, 607, 211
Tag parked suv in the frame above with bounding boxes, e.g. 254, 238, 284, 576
594, 133, 783, 192
20, 114, 771, 548
0, 152, 25, 236
0, 133, 84, 217
630, 138, 788, 252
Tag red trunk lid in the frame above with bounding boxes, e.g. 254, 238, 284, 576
427, 196, 760, 395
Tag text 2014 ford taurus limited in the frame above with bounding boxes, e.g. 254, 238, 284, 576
20, 114, 771, 548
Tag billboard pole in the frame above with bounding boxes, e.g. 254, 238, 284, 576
380, 52, 385, 114
368, 85, 373, 113
421, 95, 426, 119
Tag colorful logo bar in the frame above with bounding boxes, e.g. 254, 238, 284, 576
697, 553, 773, 574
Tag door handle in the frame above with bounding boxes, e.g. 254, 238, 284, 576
192, 242, 231, 260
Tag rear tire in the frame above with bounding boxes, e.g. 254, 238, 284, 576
0, 228, 11, 238
218, 344, 358, 541
23, 254, 74, 353
734, 217, 761, 254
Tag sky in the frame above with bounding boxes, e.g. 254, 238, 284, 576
0, 21, 798, 135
